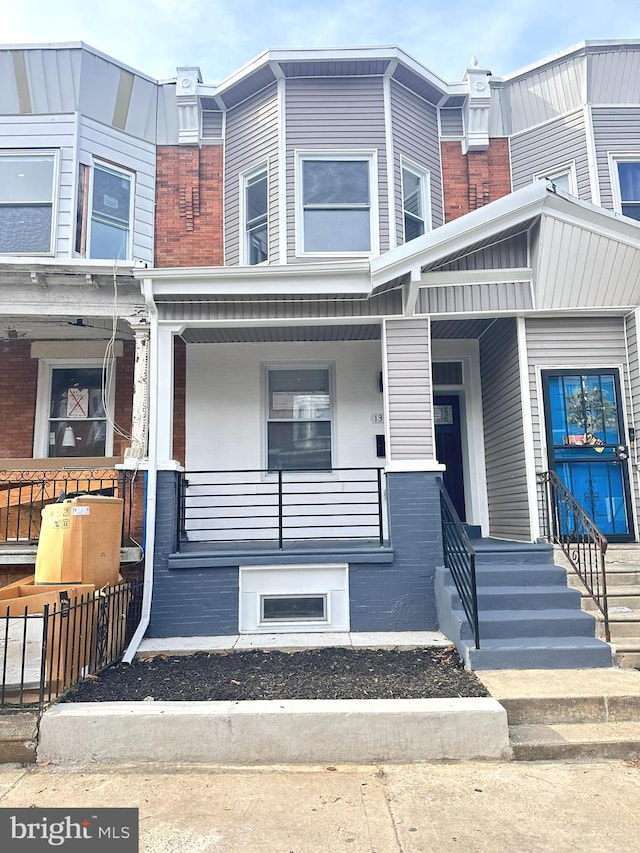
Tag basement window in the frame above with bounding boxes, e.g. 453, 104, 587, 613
261, 594, 328, 623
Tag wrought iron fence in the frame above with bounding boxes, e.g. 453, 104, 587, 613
0, 468, 135, 546
538, 470, 609, 641
0, 579, 143, 709
178, 468, 386, 549
438, 478, 480, 649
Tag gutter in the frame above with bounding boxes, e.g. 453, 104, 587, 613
123, 277, 158, 663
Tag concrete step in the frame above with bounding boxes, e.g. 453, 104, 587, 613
475, 542, 554, 566
567, 568, 640, 588
474, 586, 582, 609
0, 712, 38, 764
476, 564, 570, 586
458, 608, 598, 641
606, 614, 640, 638
581, 587, 640, 611
464, 637, 613, 670
614, 648, 640, 668
509, 722, 640, 760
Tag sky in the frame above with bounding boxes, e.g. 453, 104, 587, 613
1, 0, 639, 84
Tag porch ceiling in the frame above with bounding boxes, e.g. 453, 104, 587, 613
180, 324, 382, 343
431, 318, 495, 339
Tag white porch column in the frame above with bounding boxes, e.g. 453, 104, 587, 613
124, 321, 150, 460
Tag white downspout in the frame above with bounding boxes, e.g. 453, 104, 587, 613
123, 276, 158, 663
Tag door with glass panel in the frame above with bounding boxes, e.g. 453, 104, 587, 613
542, 370, 633, 541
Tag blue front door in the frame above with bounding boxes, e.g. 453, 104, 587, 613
542, 371, 633, 541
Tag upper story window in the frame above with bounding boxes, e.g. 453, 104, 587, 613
612, 158, 640, 221
242, 165, 268, 264
534, 162, 577, 196
297, 152, 376, 255
0, 151, 57, 255
76, 160, 134, 259
401, 161, 430, 243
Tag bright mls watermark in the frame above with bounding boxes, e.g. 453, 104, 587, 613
0, 808, 138, 850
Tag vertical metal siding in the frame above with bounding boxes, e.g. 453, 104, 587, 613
384, 318, 434, 460
0, 114, 78, 257
390, 80, 443, 244
505, 55, 586, 134
591, 106, 640, 211
510, 110, 591, 200
588, 49, 640, 104
479, 318, 531, 539
0, 48, 82, 114
285, 77, 388, 261
78, 116, 156, 263
224, 84, 279, 265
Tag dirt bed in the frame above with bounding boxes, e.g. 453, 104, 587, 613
63, 646, 488, 702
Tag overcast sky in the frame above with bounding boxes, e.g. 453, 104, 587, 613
2, 0, 639, 84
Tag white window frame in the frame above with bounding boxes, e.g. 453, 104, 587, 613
295, 150, 379, 257
0, 149, 59, 256
239, 162, 269, 265
400, 158, 431, 243
86, 159, 135, 260
34, 359, 115, 458
609, 153, 640, 219
533, 161, 578, 196
262, 363, 335, 473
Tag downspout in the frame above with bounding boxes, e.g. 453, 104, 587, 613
123, 276, 158, 663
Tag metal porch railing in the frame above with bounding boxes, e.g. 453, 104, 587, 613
178, 468, 386, 549
538, 470, 610, 642
438, 477, 480, 649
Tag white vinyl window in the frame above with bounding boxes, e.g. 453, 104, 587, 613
297, 152, 376, 254
266, 366, 332, 471
401, 160, 430, 243
0, 150, 57, 255
76, 161, 134, 259
241, 164, 268, 264
534, 162, 577, 196
610, 156, 640, 221
34, 360, 114, 458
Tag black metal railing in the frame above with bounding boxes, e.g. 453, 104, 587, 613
538, 470, 610, 642
438, 478, 480, 649
0, 467, 135, 546
178, 468, 386, 549
0, 579, 143, 709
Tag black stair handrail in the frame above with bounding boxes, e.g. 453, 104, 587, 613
538, 470, 610, 642
438, 478, 480, 649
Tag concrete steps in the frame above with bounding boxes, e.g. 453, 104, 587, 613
0, 712, 38, 764
479, 669, 640, 761
436, 541, 612, 670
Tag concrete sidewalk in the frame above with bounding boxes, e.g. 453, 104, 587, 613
1, 760, 639, 852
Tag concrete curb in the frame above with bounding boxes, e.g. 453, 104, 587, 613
37, 698, 511, 765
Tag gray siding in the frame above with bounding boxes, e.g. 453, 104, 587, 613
78, 116, 156, 264
285, 76, 388, 261
0, 47, 82, 114
419, 281, 533, 314
383, 318, 434, 460
503, 55, 586, 134
479, 318, 530, 539
202, 110, 223, 140
592, 106, 640, 211
432, 233, 529, 271
510, 110, 591, 200
390, 80, 443, 244
224, 84, 279, 265
0, 113, 78, 257
439, 108, 464, 137
588, 48, 640, 105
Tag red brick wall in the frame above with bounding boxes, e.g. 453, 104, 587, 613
0, 340, 38, 458
114, 340, 135, 457
155, 145, 224, 267
441, 139, 512, 223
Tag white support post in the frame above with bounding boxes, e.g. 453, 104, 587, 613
124, 322, 150, 460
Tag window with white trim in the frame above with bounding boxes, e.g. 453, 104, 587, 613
534, 162, 577, 196
266, 367, 332, 470
35, 361, 114, 458
76, 161, 134, 259
241, 165, 268, 264
298, 153, 375, 254
401, 161, 430, 242
0, 150, 57, 254
612, 157, 640, 221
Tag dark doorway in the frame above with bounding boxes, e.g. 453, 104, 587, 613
435, 394, 466, 521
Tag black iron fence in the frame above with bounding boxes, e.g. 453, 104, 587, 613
0, 579, 143, 709
438, 478, 480, 649
538, 470, 610, 641
178, 468, 386, 549
0, 468, 135, 546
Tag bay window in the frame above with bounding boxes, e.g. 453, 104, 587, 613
0, 151, 56, 255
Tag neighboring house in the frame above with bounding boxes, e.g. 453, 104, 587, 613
133, 40, 640, 654
0, 43, 163, 580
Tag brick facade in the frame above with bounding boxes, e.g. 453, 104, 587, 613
441, 138, 512, 222
0, 340, 38, 458
173, 336, 186, 466
155, 145, 224, 268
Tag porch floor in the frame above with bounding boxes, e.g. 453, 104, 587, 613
137, 630, 451, 656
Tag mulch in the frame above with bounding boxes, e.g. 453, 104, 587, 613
63, 646, 488, 702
